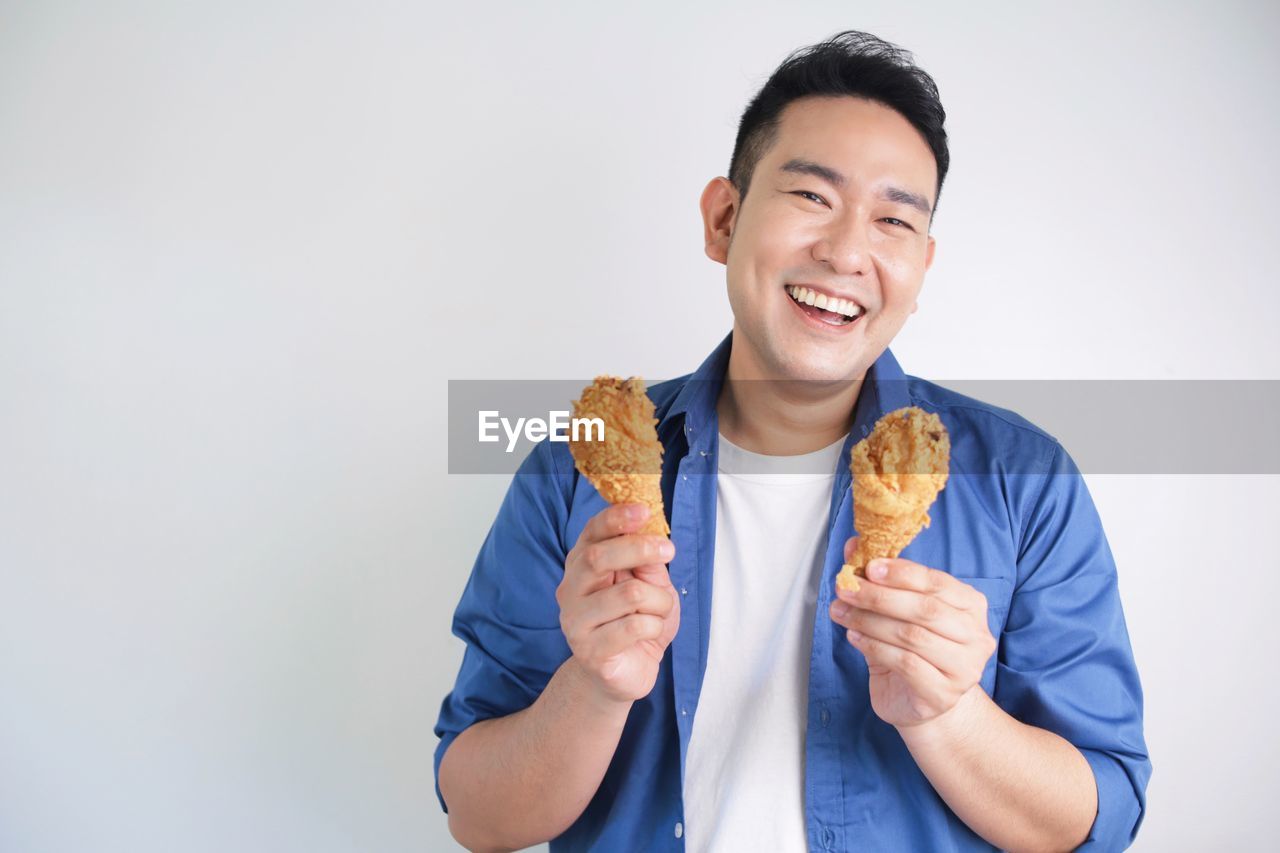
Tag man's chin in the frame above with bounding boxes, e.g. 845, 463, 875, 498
736, 326, 872, 385
801, 336, 886, 382
773, 348, 869, 384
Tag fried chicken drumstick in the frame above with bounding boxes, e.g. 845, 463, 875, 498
835, 406, 950, 593
568, 376, 669, 537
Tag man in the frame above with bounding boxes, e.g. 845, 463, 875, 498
434, 30, 1150, 852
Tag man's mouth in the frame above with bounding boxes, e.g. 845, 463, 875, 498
785, 285, 864, 327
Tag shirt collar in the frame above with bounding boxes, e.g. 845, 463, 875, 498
664, 331, 733, 433
663, 329, 912, 439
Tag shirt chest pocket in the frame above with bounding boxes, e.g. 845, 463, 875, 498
949, 574, 1013, 691
949, 574, 1013, 633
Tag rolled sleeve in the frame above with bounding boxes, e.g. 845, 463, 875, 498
1078, 746, 1147, 850
432, 439, 576, 813
995, 443, 1152, 850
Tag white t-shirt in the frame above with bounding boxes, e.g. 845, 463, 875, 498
682, 430, 848, 853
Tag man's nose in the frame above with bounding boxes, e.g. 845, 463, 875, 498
812, 215, 872, 276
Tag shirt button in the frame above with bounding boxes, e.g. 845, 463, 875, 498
699, 450, 707, 456
674, 821, 684, 838
680, 587, 688, 596
681, 706, 688, 716
682, 474, 688, 481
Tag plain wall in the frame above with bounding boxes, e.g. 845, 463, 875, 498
2, 1, 1277, 850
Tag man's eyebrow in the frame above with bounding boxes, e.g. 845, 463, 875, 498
778, 157, 933, 216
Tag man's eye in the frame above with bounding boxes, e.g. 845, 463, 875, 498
882, 218, 914, 231
793, 190, 828, 206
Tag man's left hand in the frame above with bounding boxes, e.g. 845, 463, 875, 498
829, 536, 997, 729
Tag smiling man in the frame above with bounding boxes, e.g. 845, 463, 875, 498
434, 30, 1150, 852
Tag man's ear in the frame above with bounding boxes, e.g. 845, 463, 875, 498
701, 177, 739, 265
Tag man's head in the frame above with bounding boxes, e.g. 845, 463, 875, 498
701, 30, 949, 383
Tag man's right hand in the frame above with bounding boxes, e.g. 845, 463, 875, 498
557, 503, 680, 704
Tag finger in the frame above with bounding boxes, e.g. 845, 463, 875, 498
845, 627, 948, 688
833, 605, 967, 678
629, 562, 676, 591
567, 534, 674, 595
631, 564, 680, 629
578, 503, 653, 547
835, 581, 970, 643
578, 578, 675, 631
843, 535, 859, 563
857, 557, 982, 612
588, 613, 666, 661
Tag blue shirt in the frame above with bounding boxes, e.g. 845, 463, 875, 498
434, 331, 1151, 851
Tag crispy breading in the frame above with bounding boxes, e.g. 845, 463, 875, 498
835, 406, 950, 593
568, 376, 670, 537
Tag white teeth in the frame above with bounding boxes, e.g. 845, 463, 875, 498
786, 285, 863, 319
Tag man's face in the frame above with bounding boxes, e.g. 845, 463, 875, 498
702, 95, 938, 382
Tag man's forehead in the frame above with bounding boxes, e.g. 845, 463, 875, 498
770, 97, 935, 179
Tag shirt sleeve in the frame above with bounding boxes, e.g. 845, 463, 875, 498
432, 438, 576, 814
994, 442, 1152, 851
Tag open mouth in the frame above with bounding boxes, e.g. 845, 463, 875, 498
785, 285, 864, 327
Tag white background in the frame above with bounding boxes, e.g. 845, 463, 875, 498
2, 1, 1278, 851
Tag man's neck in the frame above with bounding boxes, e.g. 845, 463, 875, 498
715, 337, 863, 456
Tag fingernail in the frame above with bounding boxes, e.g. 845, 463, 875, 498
659, 540, 675, 560
869, 560, 888, 579
832, 602, 849, 619
628, 504, 649, 520
847, 629, 863, 643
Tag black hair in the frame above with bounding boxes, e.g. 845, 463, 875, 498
728, 30, 950, 220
